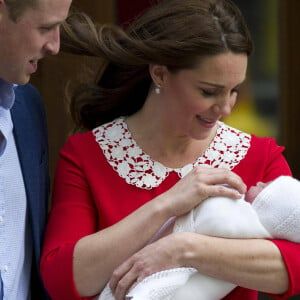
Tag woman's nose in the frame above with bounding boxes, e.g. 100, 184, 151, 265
213, 97, 235, 117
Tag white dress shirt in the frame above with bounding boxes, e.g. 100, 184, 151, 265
0, 79, 32, 300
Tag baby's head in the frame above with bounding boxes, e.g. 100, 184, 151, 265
245, 176, 299, 204
245, 181, 270, 203
247, 175, 300, 242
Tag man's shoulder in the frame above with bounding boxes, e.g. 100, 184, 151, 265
12, 84, 47, 133
13, 83, 45, 115
14, 83, 42, 102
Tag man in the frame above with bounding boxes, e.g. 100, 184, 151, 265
0, 0, 72, 298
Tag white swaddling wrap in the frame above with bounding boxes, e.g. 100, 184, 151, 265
99, 176, 300, 300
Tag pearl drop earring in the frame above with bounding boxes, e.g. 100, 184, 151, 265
155, 84, 161, 95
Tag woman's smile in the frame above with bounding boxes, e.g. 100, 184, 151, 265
196, 115, 217, 128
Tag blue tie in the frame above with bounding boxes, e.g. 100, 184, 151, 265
0, 271, 3, 299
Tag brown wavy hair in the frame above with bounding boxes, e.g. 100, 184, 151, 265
61, 0, 253, 132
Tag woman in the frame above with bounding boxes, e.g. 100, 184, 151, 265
40, 0, 300, 299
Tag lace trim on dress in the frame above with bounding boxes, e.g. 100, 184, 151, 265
93, 117, 251, 190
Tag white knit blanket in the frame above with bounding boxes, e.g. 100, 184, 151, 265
98, 176, 300, 300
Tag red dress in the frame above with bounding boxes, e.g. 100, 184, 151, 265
40, 118, 300, 300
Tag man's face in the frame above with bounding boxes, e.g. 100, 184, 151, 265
0, 0, 72, 84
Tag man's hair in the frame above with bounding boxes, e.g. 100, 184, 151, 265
4, 0, 37, 22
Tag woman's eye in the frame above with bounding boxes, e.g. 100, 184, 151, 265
200, 89, 216, 97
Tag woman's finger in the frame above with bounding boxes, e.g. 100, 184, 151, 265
205, 183, 243, 199
109, 260, 132, 294
192, 166, 247, 194
110, 258, 142, 300
113, 271, 137, 300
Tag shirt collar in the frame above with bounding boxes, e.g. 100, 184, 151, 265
0, 78, 16, 110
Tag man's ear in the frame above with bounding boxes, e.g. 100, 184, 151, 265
149, 64, 168, 86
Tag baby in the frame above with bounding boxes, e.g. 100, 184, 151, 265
99, 176, 300, 300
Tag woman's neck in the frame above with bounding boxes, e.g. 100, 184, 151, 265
125, 105, 217, 169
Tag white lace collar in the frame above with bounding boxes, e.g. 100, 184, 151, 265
93, 117, 251, 190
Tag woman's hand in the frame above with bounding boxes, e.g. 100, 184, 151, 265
160, 166, 246, 217
109, 233, 184, 300
107, 167, 246, 299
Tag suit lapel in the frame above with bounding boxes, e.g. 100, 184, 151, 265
11, 91, 40, 207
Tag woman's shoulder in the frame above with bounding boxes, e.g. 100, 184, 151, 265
249, 133, 285, 153
65, 130, 95, 145
231, 128, 291, 185
60, 129, 98, 159
61, 117, 125, 157
221, 122, 283, 152
65, 117, 124, 146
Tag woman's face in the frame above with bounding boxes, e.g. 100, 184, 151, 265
157, 52, 248, 140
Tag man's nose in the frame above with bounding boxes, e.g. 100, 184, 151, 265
45, 27, 60, 55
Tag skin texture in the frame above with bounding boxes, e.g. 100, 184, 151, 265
0, 0, 72, 84
72, 53, 285, 299
245, 181, 269, 203
126, 53, 247, 168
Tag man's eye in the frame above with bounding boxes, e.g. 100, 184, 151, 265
40, 25, 57, 32
39, 27, 51, 33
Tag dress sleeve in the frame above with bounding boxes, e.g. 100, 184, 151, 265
40, 134, 97, 300
264, 239, 300, 299
261, 138, 292, 182
233, 136, 292, 188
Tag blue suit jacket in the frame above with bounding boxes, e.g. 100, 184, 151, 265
11, 84, 50, 299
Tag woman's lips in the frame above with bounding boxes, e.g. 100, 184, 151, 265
196, 115, 217, 128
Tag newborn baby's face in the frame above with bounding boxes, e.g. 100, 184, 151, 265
245, 181, 269, 203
